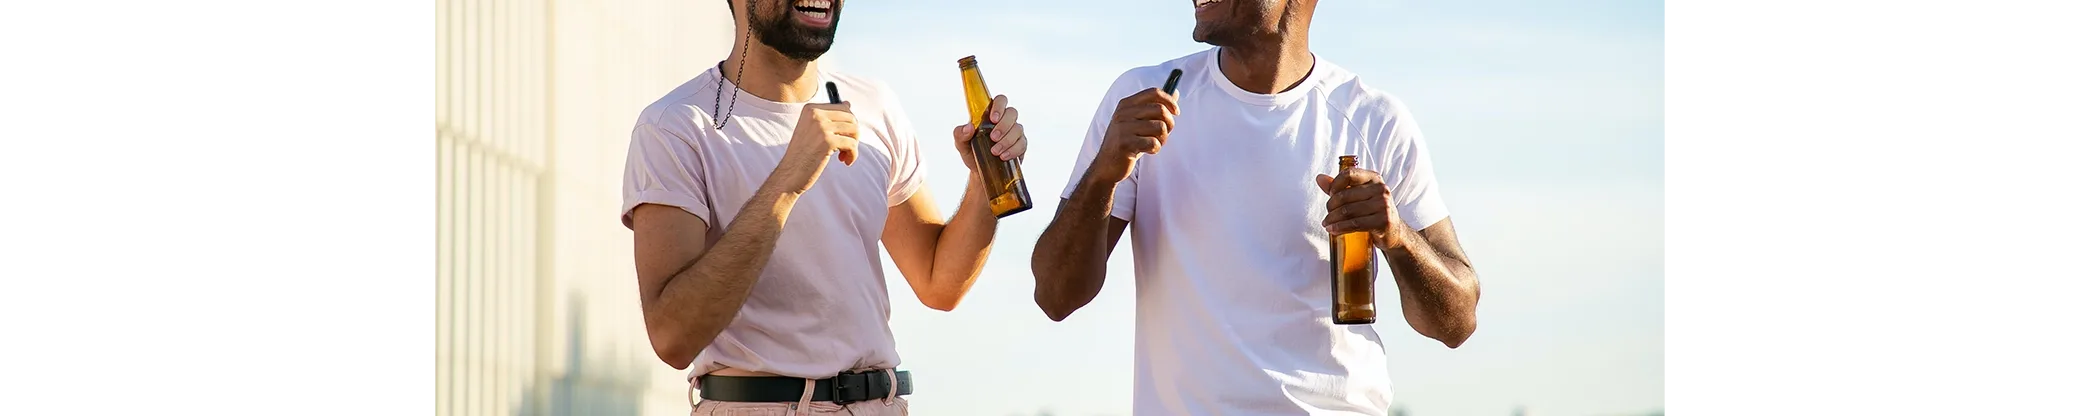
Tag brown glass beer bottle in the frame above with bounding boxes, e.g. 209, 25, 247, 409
957, 56, 1033, 218
1331, 155, 1378, 325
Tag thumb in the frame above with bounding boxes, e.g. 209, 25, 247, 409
952, 125, 972, 142
1315, 174, 1334, 193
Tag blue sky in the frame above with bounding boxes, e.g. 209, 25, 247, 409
810, 0, 1660, 415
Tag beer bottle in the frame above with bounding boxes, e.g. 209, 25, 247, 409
957, 56, 1033, 218
1331, 155, 1378, 325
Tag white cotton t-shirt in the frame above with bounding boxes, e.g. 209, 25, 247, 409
620, 65, 925, 381
1063, 47, 1450, 415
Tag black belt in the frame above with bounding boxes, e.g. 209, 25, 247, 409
698, 370, 912, 404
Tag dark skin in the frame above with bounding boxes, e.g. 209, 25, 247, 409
1030, 0, 1480, 348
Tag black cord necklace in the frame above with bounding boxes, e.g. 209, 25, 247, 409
713, 0, 756, 130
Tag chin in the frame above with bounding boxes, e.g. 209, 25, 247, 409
1192, 25, 1221, 45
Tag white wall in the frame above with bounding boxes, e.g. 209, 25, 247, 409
438, 1, 731, 415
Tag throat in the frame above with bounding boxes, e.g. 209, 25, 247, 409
1217, 45, 1315, 95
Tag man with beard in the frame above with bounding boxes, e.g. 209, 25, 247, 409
620, 0, 1029, 414
1030, 0, 1481, 414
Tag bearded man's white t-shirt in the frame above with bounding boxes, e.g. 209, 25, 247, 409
1063, 47, 1451, 416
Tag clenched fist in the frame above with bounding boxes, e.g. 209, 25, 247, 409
781, 101, 860, 193
1089, 88, 1179, 182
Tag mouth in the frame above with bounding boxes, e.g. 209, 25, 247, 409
1195, 0, 1222, 11
791, 0, 836, 27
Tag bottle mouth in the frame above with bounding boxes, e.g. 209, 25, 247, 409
957, 55, 978, 69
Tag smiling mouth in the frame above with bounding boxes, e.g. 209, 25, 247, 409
1195, 0, 1221, 9
792, 0, 834, 21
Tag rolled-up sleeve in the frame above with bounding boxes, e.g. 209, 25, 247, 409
621, 123, 712, 229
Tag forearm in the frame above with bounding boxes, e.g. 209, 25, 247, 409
922, 179, 997, 299
644, 165, 809, 365
1029, 161, 1121, 320
1382, 228, 1480, 348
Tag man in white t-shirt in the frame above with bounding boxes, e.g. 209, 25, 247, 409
1029, 0, 1481, 414
621, 1, 1031, 415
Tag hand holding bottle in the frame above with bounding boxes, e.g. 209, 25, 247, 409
1315, 165, 1405, 250
948, 94, 1027, 172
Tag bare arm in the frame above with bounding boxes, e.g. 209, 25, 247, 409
1031, 87, 1175, 321
1030, 168, 1131, 321
882, 94, 1031, 311
881, 184, 998, 311
1380, 219, 1480, 348
630, 103, 862, 370
1319, 170, 1481, 348
629, 183, 797, 370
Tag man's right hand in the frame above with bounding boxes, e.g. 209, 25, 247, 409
781, 102, 861, 192
1090, 88, 1179, 182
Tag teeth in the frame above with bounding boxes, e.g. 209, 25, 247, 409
794, 0, 831, 9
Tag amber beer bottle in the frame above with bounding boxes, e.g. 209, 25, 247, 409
957, 56, 1033, 218
1330, 155, 1378, 325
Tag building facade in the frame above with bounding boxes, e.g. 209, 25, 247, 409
437, 1, 730, 415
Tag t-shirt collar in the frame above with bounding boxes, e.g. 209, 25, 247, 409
1202, 46, 1326, 107
711, 63, 833, 116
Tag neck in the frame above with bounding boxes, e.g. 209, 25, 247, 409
720, 40, 822, 103
1217, 36, 1313, 95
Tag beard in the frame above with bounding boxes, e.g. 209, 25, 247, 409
751, 3, 840, 62
1193, 0, 1283, 47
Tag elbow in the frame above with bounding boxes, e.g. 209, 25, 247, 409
1437, 321, 1477, 349
1028, 258, 1072, 321
645, 321, 702, 370
649, 336, 698, 370
1034, 290, 1078, 322
917, 293, 962, 312
1040, 305, 1075, 322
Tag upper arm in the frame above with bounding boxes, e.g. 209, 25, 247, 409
621, 121, 716, 302
880, 186, 944, 282
1104, 216, 1130, 254
631, 205, 712, 302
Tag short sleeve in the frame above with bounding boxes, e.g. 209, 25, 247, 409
1062, 72, 1144, 221
621, 123, 713, 229
876, 86, 925, 206
1377, 112, 1450, 231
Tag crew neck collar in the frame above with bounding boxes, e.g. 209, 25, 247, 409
1202, 46, 1327, 107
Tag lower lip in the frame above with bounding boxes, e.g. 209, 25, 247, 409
793, 9, 832, 26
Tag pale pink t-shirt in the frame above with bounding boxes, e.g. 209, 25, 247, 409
620, 66, 925, 381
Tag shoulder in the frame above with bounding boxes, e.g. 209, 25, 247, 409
1315, 62, 1421, 133
635, 71, 723, 135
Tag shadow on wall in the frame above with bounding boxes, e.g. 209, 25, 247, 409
515, 294, 658, 416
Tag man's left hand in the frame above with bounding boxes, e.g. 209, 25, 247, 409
1316, 167, 1406, 250
949, 94, 1028, 172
